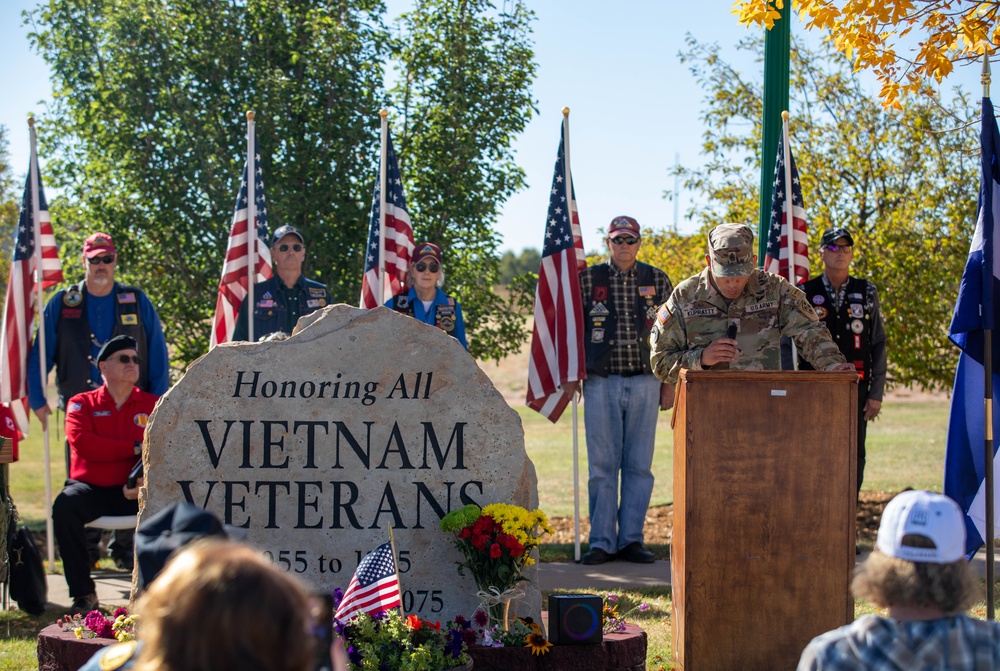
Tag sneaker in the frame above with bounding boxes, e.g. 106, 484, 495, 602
70, 593, 99, 614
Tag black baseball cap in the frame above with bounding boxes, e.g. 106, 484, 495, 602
820, 227, 854, 246
97, 335, 138, 363
271, 225, 305, 247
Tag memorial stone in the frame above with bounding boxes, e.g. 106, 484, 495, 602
140, 304, 541, 621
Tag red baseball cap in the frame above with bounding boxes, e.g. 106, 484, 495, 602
83, 232, 116, 258
607, 216, 641, 238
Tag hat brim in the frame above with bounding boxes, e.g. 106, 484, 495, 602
608, 229, 640, 239
84, 247, 115, 258
711, 260, 754, 278
273, 232, 305, 245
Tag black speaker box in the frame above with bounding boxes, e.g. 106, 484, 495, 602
548, 593, 603, 645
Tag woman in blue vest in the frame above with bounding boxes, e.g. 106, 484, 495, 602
387, 242, 468, 350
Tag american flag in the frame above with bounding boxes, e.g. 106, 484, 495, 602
763, 130, 810, 285
526, 123, 586, 423
334, 542, 401, 623
360, 129, 414, 308
1, 150, 63, 434
210, 131, 273, 347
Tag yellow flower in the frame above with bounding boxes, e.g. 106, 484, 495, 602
73, 627, 84, 640
525, 632, 553, 656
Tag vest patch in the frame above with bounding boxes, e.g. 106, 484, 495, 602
746, 301, 777, 313
851, 319, 865, 334
258, 299, 274, 308
850, 303, 864, 318
590, 302, 610, 317
121, 314, 138, 325
638, 285, 656, 296
133, 413, 149, 427
594, 286, 608, 302
814, 306, 828, 319
812, 295, 824, 305
307, 299, 320, 308
683, 307, 717, 318
117, 292, 136, 304
93, 410, 111, 417
64, 290, 83, 307
61, 308, 82, 319
309, 287, 326, 297
591, 328, 605, 343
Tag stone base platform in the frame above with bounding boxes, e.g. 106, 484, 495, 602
38, 621, 647, 671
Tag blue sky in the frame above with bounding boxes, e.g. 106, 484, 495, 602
0, 2, 985, 253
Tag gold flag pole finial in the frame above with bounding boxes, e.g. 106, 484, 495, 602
380, 108, 389, 119
27, 114, 35, 128
781, 110, 789, 122
983, 53, 992, 99
246, 110, 255, 122
562, 107, 570, 117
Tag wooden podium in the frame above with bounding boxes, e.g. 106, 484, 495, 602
671, 370, 857, 671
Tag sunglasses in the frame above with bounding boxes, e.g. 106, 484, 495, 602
415, 262, 440, 273
610, 237, 640, 246
114, 354, 142, 365
277, 243, 304, 252
824, 244, 852, 253
87, 255, 116, 265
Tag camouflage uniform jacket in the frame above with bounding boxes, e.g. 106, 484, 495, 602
650, 268, 847, 384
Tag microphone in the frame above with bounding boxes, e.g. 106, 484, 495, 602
714, 322, 737, 370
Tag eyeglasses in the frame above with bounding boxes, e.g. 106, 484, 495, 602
415, 262, 440, 273
87, 255, 116, 265
610, 237, 640, 246
824, 244, 852, 253
277, 243, 304, 253
114, 355, 142, 365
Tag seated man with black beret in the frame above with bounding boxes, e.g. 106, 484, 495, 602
52, 334, 160, 613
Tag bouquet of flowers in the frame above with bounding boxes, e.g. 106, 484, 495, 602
58, 608, 138, 642
439, 502, 553, 627
336, 608, 471, 671
602, 593, 649, 634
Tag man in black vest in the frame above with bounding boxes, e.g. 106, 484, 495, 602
564, 216, 673, 565
231, 224, 329, 342
27, 231, 169, 569
796, 227, 886, 495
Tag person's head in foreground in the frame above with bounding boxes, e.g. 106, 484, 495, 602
798, 490, 992, 671
854, 489, 979, 614
409, 241, 445, 295
706, 223, 756, 299
132, 539, 316, 671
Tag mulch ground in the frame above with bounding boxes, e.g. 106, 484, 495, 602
544, 490, 896, 546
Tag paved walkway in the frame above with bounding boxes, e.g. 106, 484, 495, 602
32, 548, 998, 612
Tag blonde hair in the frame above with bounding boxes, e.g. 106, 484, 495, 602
852, 549, 981, 613
133, 540, 315, 671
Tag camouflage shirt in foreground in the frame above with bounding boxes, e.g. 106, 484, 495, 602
650, 268, 848, 384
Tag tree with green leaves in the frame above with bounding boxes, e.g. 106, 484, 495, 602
670, 35, 978, 390
0, 126, 18, 289
29, 0, 536, 369
389, 0, 537, 360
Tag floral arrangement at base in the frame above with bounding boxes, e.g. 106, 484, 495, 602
602, 593, 649, 634
57, 608, 138, 641
464, 609, 553, 656
439, 502, 554, 628
335, 608, 471, 671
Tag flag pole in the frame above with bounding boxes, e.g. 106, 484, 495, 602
982, 53, 995, 620
387, 524, 404, 616
378, 110, 389, 303
562, 107, 582, 563
28, 116, 56, 570
246, 111, 257, 343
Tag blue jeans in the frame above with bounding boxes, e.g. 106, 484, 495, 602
582, 373, 660, 553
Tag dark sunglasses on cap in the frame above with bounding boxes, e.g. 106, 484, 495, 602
610, 236, 640, 246
87, 255, 116, 265
415, 262, 440, 273
277, 243, 304, 252
114, 354, 142, 365
824, 244, 852, 253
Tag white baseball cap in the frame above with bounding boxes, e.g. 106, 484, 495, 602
876, 490, 965, 564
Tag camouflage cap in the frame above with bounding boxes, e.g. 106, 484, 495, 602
708, 223, 755, 277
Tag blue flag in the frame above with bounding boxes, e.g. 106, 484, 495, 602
943, 97, 1000, 557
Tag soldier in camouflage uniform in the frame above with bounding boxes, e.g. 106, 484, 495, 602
650, 223, 852, 383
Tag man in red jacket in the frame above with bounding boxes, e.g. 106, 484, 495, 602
53, 335, 159, 613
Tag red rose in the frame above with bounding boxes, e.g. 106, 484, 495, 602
472, 534, 489, 551
510, 543, 525, 557
458, 527, 471, 539
490, 543, 502, 559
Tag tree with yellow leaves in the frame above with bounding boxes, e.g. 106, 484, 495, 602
734, 0, 1000, 108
